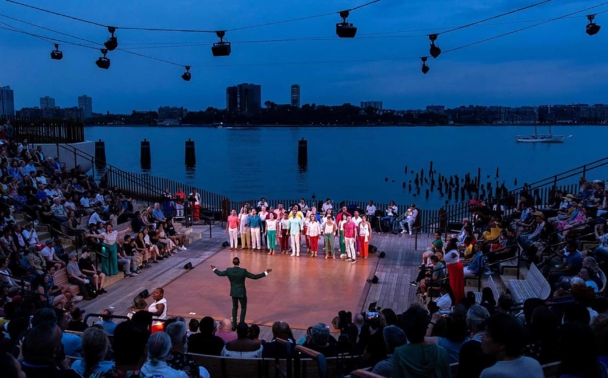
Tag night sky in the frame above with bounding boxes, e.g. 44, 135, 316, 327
0, 0, 606, 113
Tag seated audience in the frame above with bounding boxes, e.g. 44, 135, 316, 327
71, 327, 114, 376
222, 322, 263, 358
188, 316, 225, 356
166, 321, 209, 378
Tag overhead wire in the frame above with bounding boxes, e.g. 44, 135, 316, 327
4, 0, 382, 34
0, 1, 606, 71
438, 0, 553, 35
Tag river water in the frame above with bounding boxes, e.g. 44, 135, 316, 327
84, 125, 608, 207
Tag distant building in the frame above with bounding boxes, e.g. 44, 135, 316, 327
78, 95, 93, 119
226, 86, 238, 112
426, 105, 445, 114
226, 83, 262, 114
291, 84, 300, 108
40, 96, 56, 109
0, 85, 15, 117
361, 101, 382, 111
158, 106, 187, 123
17, 106, 83, 120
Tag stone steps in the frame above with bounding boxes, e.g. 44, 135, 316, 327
184, 232, 202, 245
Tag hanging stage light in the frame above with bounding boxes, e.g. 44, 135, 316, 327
429, 34, 441, 58
50, 43, 63, 60
586, 15, 601, 35
421, 57, 429, 74
182, 66, 191, 81
211, 31, 231, 57
336, 10, 357, 38
95, 48, 110, 69
104, 26, 118, 51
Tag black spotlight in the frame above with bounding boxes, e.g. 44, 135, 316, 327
378, 251, 386, 258
104, 26, 118, 51
336, 10, 357, 38
138, 289, 149, 298
182, 66, 191, 81
211, 30, 231, 57
429, 34, 441, 58
586, 14, 601, 36
421, 57, 430, 74
222, 241, 230, 248
367, 275, 379, 284
184, 262, 193, 270
50, 44, 63, 60
95, 48, 110, 69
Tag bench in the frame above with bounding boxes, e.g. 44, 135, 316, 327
498, 244, 522, 276
507, 263, 551, 304
189, 353, 359, 378
474, 275, 499, 304
54, 267, 80, 295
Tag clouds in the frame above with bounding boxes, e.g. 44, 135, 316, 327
0, 0, 606, 112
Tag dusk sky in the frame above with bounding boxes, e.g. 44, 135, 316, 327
0, 0, 606, 113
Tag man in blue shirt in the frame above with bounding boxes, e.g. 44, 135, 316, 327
464, 244, 486, 276
152, 202, 166, 222
247, 209, 263, 250
546, 240, 583, 288
287, 209, 303, 257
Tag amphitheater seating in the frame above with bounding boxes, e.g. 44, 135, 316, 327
474, 275, 499, 304
189, 353, 359, 378
498, 244, 523, 276
53, 267, 80, 295
507, 263, 551, 304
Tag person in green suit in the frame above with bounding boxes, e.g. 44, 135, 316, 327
211, 257, 272, 330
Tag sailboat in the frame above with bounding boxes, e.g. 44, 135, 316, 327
515, 125, 572, 143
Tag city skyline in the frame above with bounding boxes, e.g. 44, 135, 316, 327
0, 1, 606, 113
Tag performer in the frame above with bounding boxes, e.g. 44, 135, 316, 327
444, 238, 465, 304
189, 189, 201, 221
358, 215, 372, 259
225, 209, 240, 251
174, 188, 186, 217
287, 208, 303, 257
85, 224, 131, 276
211, 257, 272, 330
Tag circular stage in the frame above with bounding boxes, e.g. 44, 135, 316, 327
163, 250, 378, 330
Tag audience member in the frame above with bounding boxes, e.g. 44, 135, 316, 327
70, 327, 114, 376
188, 317, 225, 356
166, 321, 209, 378
222, 322, 263, 358
91, 320, 149, 378
372, 325, 406, 377
479, 313, 543, 378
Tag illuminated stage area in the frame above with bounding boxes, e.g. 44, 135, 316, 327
163, 250, 377, 330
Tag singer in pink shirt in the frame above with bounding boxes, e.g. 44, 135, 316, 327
343, 215, 358, 263
225, 210, 240, 250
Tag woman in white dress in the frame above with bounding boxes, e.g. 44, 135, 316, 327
148, 287, 168, 319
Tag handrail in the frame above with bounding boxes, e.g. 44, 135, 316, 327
417, 157, 608, 239
30, 131, 227, 215
293, 345, 327, 378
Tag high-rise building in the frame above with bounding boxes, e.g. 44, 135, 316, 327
360, 101, 382, 111
78, 95, 93, 119
0, 85, 15, 117
291, 84, 300, 108
226, 83, 262, 114
40, 96, 56, 109
226, 86, 238, 112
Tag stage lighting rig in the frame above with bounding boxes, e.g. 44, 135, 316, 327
429, 34, 441, 58
586, 14, 601, 35
421, 57, 429, 74
50, 43, 63, 60
95, 48, 110, 69
104, 26, 118, 51
336, 10, 357, 38
182, 66, 191, 81
211, 31, 231, 56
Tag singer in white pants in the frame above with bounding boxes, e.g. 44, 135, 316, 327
229, 228, 238, 249
290, 233, 301, 256
287, 210, 304, 257
250, 227, 261, 250
345, 237, 356, 260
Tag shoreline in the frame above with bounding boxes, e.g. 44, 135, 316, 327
83, 123, 599, 128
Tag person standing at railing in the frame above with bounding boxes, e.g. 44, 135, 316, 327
162, 188, 173, 218
174, 188, 186, 218
189, 189, 201, 221
400, 204, 418, 235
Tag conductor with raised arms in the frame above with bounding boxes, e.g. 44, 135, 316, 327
211, 257, 272, 330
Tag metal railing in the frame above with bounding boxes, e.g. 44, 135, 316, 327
10, 118, 85, 143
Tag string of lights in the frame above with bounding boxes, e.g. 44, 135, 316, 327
0, 1, 605, 79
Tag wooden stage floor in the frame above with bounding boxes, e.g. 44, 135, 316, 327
163, 250, 378, 330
